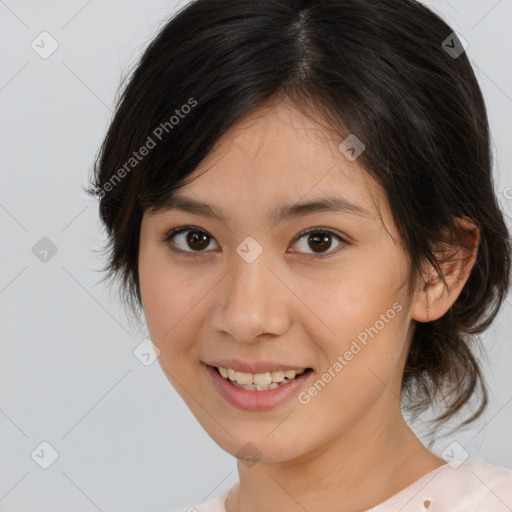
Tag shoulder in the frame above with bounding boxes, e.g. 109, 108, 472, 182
414, 459, 512, 511
171, 485, 234, 512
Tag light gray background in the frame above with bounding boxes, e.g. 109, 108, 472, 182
1, 1, 511, 511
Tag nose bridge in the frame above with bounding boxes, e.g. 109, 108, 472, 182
212, 244, 290, 343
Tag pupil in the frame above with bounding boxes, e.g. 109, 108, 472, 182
310, 232, 331, 253
188, 231, 209, 250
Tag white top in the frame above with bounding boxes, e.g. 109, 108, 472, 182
173, 459, 512, 511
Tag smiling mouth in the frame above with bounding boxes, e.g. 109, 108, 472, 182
213, 365, 314, 391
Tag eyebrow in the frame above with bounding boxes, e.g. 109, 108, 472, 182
158, 193, 374, 224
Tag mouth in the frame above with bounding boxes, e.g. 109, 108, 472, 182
214, 365, 314, 391
205, 363, 315, 411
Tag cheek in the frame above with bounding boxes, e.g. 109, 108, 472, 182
297, 262, 403, 350
302, 272, 408, 397
138, 246, 196, 351
142, 286, 196, 350
297, 319, 407, 442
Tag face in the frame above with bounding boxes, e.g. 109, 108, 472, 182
138, 97, 418, 463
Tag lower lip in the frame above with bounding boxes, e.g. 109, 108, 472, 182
205, 364, 314, 411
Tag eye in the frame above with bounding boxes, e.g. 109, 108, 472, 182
290, 227, 347, 259
162, 226, 348, 259
163, 226, 218, 256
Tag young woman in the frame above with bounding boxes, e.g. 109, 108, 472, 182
87, 0, 512, 510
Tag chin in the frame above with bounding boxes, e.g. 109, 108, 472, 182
201, 422, 309, 465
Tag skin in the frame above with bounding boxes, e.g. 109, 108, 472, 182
138, 96, 479, 512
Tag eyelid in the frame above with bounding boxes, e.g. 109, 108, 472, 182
161, 225, 218, 258
290, 227, 348, 259
161, 225, 349, 259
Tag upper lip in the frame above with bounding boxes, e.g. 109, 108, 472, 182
206, 359, 310, 374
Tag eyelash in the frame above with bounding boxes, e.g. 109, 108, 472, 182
161, 225, 348, 260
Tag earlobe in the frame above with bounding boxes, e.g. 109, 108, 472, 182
424, 281, 430, 322
411, 216, 479, 323
412, 279, 435, 323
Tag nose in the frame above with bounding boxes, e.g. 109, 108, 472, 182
210, 249, 292, 344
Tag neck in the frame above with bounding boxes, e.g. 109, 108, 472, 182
225, 401, 445, 512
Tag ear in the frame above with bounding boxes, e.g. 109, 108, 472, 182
411, 216, 479, 323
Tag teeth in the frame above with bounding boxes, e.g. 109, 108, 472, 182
216, 366, 307, 390
271, 371, 286, 382
232, 381, 286, 391
253, 372, 272, 385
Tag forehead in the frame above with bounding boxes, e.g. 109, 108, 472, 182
145, 98, 398, 238
179, 98, 381, 210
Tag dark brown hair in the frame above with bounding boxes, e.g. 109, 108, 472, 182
86, 0, 511, 440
